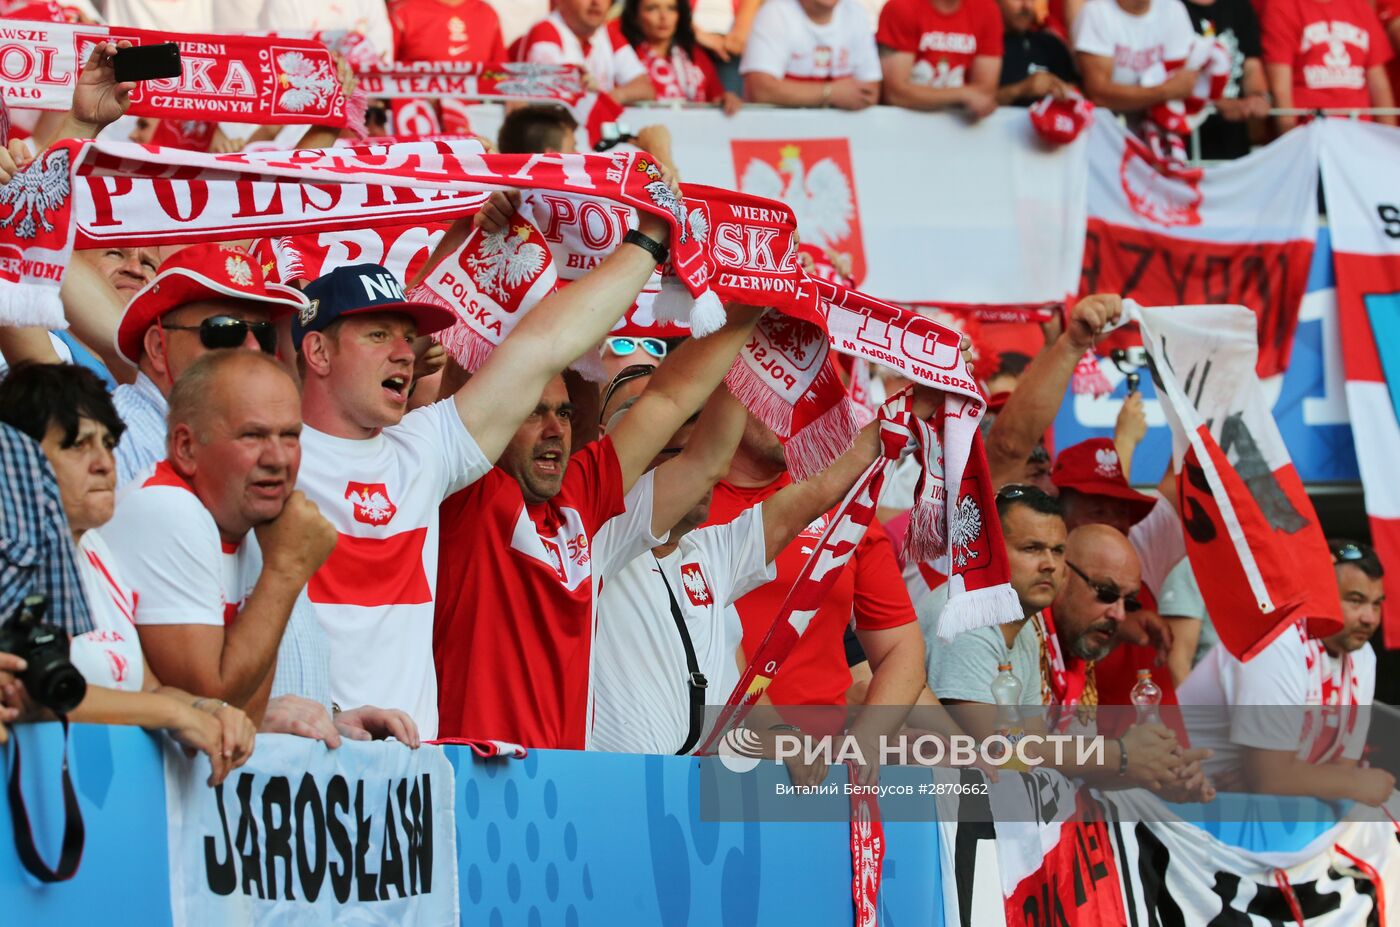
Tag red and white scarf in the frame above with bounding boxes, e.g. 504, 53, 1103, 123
2, 20, 354, 129
411, 218, 560, 374
354, 61, 586, 106
0, 138, 730, 329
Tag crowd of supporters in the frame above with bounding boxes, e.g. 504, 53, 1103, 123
0, 0, 1393, 813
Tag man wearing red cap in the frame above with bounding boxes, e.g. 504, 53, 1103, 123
110, 243, 308, 488
293, 205, 676, 740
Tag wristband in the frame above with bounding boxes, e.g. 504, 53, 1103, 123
1115, 737, 1128, 777
821, 82, 833, 106
623, 228, 669, 266
192, 698, 228, 714
768, 723, 802, 734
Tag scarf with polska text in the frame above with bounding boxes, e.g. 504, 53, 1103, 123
751, 278, 1019, 640
0, 137, 731, 329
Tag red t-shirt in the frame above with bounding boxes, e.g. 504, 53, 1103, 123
1262, 0, 1393, 112
876, 0, 1005, 89
705, 476, 917, 707
434, 438, 625, 748
390, 0, 506, 63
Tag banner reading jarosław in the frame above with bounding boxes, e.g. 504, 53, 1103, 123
162, 734, 458, 927
1084, 117, 1320, 376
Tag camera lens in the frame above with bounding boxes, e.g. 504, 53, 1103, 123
26, 658, 87, 716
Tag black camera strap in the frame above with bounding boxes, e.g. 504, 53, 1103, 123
6, 718, 85, 882
653, 557, 708, 756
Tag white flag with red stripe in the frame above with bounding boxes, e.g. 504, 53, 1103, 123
1128, 301, 1342, 659
1084, 117, 1319, 377
1318, 119, 1400, 650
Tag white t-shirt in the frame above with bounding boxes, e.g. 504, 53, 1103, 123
257, 0, 395, 63
71, 532, 145, 693
518, 11, 647, 92
486, 0, 547, 44
297, 400, 490, 741
1127, 496, 1185, 595
1178, 623, 1376, 778
740, 0, 883, 82
1073, 0, 1196, 86
591, 503, 774, 755
102, 461, 263, 638
102, 0, 211, 30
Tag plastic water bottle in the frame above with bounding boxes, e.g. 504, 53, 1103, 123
990, 663, 1023, 736
1131, 668, 1162, 725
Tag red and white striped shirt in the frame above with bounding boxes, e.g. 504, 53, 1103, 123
516, 10, 647, 92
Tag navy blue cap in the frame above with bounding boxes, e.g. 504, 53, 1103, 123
293, 263, 457, 349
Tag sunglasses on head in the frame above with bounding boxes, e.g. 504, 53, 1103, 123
1066, 561, 1142, 612
162, 315, 277, 354
606, 336, 667, 359
1331, 542, 1369, 564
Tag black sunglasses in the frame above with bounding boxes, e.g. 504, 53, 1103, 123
1066, 561, 1142, 612
600, 363, 656, 425
162, 315, 277, 354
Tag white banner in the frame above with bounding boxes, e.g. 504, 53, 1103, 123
463, 106, 1087, 307
163, 735, 458, 927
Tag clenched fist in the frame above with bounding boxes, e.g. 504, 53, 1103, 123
255, 490, 337, 582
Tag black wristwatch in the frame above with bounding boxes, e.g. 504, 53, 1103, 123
1115, 737, 1128, 777
624, 228, 669, 266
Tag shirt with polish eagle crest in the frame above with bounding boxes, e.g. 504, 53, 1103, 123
435, 436, 658, 749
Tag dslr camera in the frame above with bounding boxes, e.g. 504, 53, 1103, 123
0, 595, 87, 715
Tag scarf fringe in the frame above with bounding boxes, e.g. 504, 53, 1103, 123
0, 285, 65, 331
271, 236, 306, 283
725, 361, 796, 435
688, 288, 727, 338
344, 85, 370, 144
651, 276, 693, 325
902, 496, 948, 565
936, 583, 1023, 641
436, 322, 494, 374
785, 397, 861, 481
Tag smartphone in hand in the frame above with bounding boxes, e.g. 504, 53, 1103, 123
112, 43, 182, 83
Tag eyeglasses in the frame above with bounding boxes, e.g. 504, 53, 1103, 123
997, 483, 1036, 501
605, 336, 667, 359
600, 363, 656, 425
1065, 561, 1141, 612
162, 315, 277, 354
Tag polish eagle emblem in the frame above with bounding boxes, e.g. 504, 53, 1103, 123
0, 147, 72, 240
275, 51, 339, 113
739, 144, 853, 253
950, 495, 983, 567
466, 224, 548, 302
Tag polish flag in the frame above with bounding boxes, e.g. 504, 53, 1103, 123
1083, 118, 1319, 377
1319, 119, 1400, 649
1129, 301, 1342, 660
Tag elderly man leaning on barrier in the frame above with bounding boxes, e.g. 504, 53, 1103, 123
98, 352, 412, 751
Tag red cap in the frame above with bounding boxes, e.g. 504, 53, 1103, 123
1050, 438, 1156, 524
116, 244, 309, 365
1030, 93, 1094, 146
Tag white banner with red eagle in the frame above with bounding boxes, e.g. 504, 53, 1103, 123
1128, 300, 1341, 660
462, 106, 1088, 311
1318, 119, 1400, 650
1084, 117, 1320, 377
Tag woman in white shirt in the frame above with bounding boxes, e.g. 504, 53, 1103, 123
0, 363, 255, 785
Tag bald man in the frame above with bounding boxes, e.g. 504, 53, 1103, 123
1054, 524, 1143, 664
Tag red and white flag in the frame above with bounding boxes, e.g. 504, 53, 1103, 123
1084, 117, 1320, 377
1129, 300, 1342, 659
1319, 119, 1400, 649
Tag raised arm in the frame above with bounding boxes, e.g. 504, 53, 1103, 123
761, 385, 939, 562
455, 208, 671, 462
985, 294, 1122, 487
610, 305, 763, 493
645, 385, 749, 539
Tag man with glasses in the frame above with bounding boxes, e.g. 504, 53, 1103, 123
110, 243, 308, 488
1178, 540, 1393, 805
